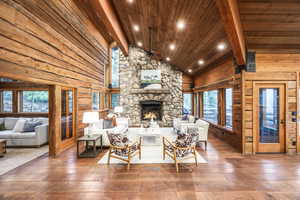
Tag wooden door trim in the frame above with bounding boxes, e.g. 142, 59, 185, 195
253, 81, 287, 153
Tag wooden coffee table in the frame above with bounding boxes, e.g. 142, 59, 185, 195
0, 139, 7, 157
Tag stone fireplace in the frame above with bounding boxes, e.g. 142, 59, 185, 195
140, 100, 162, 121
119, 47, 183, 127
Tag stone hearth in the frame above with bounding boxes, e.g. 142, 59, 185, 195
119, 47, 183, 127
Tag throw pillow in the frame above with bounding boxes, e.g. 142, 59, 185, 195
13, 119, 27, 132
23, 120, 43, 132
0, 123, 5, 131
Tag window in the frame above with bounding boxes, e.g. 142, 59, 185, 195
194, 93, 199, 117
203, 90, 218, 123
111, 47, 120, 88
92, 92, 100, 110
21, 91, 48, 112
225, 88, 233, 129
183, 93, 192, 115
111, 94, 120, 109
0, 91, 13, 112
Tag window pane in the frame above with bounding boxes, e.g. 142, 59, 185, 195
111, 47, 120, 88
92, 92, 100, 110
22, 91, 48, 112
203, 90, 218, 123
183, 93, 192, 115
225, 88, 233, 129
2, 91, 12, 112
111, 94, 120, 109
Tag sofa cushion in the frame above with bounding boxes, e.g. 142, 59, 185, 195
103, 119, 113, 129
0, 130, 36, 139
0, 118, 4, 125
4, 118, 19, 130
13, 119, 27, 132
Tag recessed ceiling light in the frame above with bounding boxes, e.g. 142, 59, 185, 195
166, 57, 170, 61
188, 69, 192, 73
169, 43, 176, 50
198, 59, 204, 65
127, 0, 134, 3
137, 41, 142, 47
217, 43, 226, 51
133, 25, 139, 32
176, 20, 185, 30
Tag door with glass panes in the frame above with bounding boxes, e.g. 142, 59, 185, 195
254, 83, 285, 153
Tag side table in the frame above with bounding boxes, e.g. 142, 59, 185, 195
77, 134, 102, 158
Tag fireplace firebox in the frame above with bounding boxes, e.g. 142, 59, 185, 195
140, 100, 162, 121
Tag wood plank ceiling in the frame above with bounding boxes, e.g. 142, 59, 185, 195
111, 0, 231, 73
239, 0, 300, 53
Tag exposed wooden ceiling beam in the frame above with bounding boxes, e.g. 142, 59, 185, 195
77, 0, 129, 56
215, 0, 246, 65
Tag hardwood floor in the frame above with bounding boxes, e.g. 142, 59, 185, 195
1, 135, 300, 200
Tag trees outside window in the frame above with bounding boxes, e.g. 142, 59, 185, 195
21, 91, 48, 112
183, 93, 192, 115
225, 88, 233, 129
203, 90, 218, 123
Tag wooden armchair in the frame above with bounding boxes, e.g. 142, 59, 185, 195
162, 127, 199, 172
107, 132, 141, 170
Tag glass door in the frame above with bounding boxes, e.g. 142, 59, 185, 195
61, 88, 75, 142
255, 84, 285, 153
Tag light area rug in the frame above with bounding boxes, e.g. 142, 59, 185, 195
98, 145, 207, 164
0, 145, 49, 176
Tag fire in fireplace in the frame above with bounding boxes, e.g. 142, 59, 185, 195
140, 100, 162, 120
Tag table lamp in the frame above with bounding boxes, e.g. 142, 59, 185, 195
83, 111, 99, 136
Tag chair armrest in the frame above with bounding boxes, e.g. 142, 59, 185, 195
163, 137, 176, 148
127, 137, 141, 148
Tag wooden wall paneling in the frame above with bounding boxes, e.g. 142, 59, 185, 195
0, 0, 109, 156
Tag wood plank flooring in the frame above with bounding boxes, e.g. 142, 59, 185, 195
1, 135, 300, 200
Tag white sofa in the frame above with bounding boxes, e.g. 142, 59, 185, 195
176, 118, 209, 150
0, 117, 48, 147
84, 118, 129, 147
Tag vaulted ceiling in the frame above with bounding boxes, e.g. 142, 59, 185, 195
110, 0, 231, 73
239, 0, 300, 53
76, 0, 300, 75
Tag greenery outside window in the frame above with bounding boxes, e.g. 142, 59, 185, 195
225, 88, 233, 129
111, 94, 120, 109
20, 91, 48, 112
92, 92, 100, 111
203, 90, 218, 123
0, 91, 13, 112
111, 47, 120, 88
183, 93, 192, 115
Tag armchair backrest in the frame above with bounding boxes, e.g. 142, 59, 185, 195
106, 132, 129, 147
175, 127, 199, 148
195, 119, 209, 140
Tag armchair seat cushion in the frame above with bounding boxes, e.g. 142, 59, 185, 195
165, 143, 192, 158
112, 143, 139, 157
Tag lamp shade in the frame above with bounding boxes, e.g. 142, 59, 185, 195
114, 106, 123, 113
82, 111, 99, 123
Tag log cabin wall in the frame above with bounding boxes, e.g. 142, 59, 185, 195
0, 0, 109, 156
243, 53, 300, 155
194, 57, 243, 152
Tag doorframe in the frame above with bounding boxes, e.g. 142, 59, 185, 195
252, 81, 288, 153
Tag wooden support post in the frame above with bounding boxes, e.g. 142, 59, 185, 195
48, 85, 61, 157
